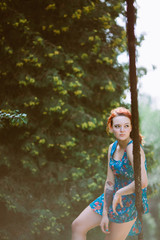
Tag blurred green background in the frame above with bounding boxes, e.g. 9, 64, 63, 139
0, 0, 159, 239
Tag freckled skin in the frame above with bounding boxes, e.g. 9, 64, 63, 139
110, 116, 132, 145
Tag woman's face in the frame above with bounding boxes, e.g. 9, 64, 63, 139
110, 116, 132, 141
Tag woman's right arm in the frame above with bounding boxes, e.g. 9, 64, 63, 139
100, 144, 115, 234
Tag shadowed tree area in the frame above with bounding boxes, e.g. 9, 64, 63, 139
0, 0, 155, 240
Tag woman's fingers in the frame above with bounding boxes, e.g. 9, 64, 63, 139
105, 228, 110, 234
112, 197, 118, 215
112, 194, 123, 215
102, 224, 109, 234
101, 222, 109, 234
100, 222, 107, 233
113, 204, 118, 215
119, 196, 123, 208
100, 217, 110, 234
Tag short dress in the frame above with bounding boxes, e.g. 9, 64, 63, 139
90, 140, 149, 236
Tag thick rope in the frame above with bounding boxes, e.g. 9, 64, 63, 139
126, 1, 143, 239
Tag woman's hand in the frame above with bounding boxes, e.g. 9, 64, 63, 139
112, 192, 123, 215
100, 214, 110, 234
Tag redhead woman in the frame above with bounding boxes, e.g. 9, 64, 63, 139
71, 107, 149, 240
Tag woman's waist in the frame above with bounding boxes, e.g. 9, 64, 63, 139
114, 178, 133, 187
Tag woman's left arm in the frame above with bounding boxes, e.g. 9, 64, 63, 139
112, 143, 148, 215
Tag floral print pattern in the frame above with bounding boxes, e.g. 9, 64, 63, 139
90, 140, 149, 236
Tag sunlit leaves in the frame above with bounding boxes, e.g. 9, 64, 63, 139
31, 209, 62, 236
72, 9, 82, 19
0, 1, 7, 11
0, 110, 28, 127
45, 3, 56, 11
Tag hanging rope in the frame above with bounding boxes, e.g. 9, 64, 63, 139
126, 1, 143, 240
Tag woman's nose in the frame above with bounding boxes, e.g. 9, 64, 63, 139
120, 126, 124, 131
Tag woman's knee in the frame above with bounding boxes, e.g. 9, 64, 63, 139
72, 218, 79, 232
72, 217, 87, 234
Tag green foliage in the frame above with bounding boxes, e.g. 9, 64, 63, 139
0, 110, 28, 127
0, 0, 129, 239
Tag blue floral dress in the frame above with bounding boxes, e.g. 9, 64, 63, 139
90, 140, 149, 236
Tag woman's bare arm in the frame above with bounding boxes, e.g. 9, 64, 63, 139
100, 144, 115, 233
103, 144, 115, 214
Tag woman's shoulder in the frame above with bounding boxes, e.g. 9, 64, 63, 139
126, 142, 133, 159
109, 141, 117, 150
109, 142, 114, 149
126, 140, 145, 162
108, 141, 117, 156
108, 143, 113, 155
126, 140, 144, 152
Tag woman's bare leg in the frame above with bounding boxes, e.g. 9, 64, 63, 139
105, 218, 136, 240
72, 206, 102, 240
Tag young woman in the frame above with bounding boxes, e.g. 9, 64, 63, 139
71, 107, 149, 240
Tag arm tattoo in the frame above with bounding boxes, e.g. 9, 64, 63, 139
104, 181, 114, 210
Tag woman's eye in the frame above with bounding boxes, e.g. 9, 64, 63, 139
114, 124, 130, 128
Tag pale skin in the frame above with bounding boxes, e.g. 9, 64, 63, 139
71, 116, 148, 240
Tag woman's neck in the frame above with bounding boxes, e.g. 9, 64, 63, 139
117, 138, 132, 149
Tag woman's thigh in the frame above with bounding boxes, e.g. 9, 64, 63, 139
105, 218, 136, 240
72, 206, 102, 232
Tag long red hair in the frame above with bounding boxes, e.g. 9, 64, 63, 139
106, 107, 143, 144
